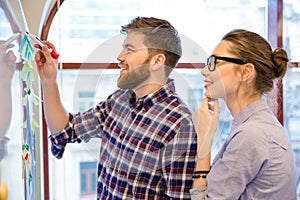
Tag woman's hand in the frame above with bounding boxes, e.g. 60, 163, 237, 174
192, 98, 220, 158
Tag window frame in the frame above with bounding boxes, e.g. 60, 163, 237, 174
40, 0, 293, 199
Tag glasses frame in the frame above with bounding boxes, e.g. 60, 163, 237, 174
206, 55, 247, 72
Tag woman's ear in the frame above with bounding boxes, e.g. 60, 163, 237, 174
151, 53, 166, 71
240, 63, 255, 81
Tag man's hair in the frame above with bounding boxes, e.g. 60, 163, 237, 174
121, 16, 182, 77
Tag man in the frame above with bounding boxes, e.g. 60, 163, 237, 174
35, 16, 197, 199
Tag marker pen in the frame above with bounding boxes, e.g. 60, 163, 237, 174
26, 32, 60, 59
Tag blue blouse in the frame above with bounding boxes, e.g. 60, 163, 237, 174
190, 99, 297, 200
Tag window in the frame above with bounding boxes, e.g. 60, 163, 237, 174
283, 63, 300, 198
48, 0, 268, 63
44, 0, 294, 199
78, 91, 95, 112
80, 161, 97, 197
0, 13, 12, 35
188, 88, 203, 112
283, 0, 300, 197
0, 2, 42, 200
283, 0, 300, 61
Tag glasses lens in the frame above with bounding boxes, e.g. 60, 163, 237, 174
207, 56, 215, 71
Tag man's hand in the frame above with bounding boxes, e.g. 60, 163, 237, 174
34, 41, 58, 82
0, 42, 16, 83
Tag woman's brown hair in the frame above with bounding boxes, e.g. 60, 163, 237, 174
222, 29, 288, 94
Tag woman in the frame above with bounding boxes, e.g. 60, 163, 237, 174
190, 29, 297, 199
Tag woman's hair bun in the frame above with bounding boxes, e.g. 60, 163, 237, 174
271, 47, 288, 78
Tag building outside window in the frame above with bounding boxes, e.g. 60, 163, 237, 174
44, 0, 300, 199
1, 0, 299, 199
283, 0, 300, 196
80, 161, 97, 198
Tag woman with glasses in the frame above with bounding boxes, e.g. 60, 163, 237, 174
190, 29, 297, 199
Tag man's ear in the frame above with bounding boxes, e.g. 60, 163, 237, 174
151, 53, 166, 71
241, 63, 255, 81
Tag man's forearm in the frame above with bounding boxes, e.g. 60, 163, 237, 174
0, 82, 12, 136
42, 80, 69, 134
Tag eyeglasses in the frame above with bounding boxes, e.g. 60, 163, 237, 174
206, 55, 247, 72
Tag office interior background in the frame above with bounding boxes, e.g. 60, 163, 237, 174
0, 0, 299, 199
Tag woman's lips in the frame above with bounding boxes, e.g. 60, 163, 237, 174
204, 80, 213, 88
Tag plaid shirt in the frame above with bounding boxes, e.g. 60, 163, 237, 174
50, 80, 197, 200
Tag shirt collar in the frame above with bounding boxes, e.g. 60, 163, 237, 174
231, 98, 268, 130
126, 78, 176, 110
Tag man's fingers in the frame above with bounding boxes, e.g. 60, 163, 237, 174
34, 43, 42, 50
35, 50, 46, 66
43, 41, 56, 51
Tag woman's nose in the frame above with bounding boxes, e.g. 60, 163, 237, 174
201, 65, 209, 76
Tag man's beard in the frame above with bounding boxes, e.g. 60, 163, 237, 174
117, 59, 151, 90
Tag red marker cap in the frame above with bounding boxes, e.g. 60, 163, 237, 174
50, 50, 60, 59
